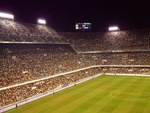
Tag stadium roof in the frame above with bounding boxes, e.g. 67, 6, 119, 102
0, 0, 149, 32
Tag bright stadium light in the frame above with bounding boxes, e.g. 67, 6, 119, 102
38, 19, 46, 25
0, 12, 14, 20
108, 26, 119, 31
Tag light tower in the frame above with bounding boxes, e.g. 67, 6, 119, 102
37, 19, 46, 25
108, 26, 119, 31
0, 12, 14, 20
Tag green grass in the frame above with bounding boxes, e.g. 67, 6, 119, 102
5, 75, 150, 113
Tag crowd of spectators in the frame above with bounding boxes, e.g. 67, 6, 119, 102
1, 66, 150, 107
1, 18, 149, 52
0, 19, 63, 43
78, 52, 150, 66
0, 43, 150, 88
0, 68, 101, 107
0, 43, 83, 87
0, 19, 150, 108
102, 67, 150, 75
59, 29, 150, 52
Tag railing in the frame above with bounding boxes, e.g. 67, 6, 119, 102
1, 65, 150, 91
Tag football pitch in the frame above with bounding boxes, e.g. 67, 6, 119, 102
6, 75, 150, 113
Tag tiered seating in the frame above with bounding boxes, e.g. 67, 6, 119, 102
0, 19, 150, 108
0, 19, 63, 43
59, 29, 150, 52
0, 68, 101, 107
103, 67, 150, 75
78, 52, 150, 65
0, 43, 82, 87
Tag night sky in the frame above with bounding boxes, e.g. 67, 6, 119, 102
0, 0, 150, 32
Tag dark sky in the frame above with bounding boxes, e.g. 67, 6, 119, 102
0, 0, 150, 32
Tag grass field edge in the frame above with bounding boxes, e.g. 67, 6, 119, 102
0, 73, 103, 113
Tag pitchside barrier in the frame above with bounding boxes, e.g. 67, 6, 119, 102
0, 65, 150, 112
0, 73, 103, 113
105, 73, 150, 76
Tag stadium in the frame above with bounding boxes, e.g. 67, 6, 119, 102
0, 5, 150, 113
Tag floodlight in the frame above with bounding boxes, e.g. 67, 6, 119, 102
0, 12, 14, 20
38, 19, 46, 25
108, 26, 119, 31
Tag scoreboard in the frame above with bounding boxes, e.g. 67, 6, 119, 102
75, 23, 92, 30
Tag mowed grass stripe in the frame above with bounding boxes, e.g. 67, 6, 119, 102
66, 76, 129, 113
52, 88, 106, 113
99, 76, 150, 113
127, 78, 150, 113
116, 77, 150, 113
143, 82, 150, 113
118, 77, 150, 113
106, 76, 147, 113
95, 76, 133, 113
33, 78, 110, 113
82, 76, 137, 113
143, 101, 150, 113
9, 88, 89, 113
118, 76, 145, 99
70, 91, 110, 113
47, 76, 119, 113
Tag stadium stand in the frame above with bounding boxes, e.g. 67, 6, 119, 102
0, 43, 81, 87
0, 67, 101, 107
0, 19, 64, 43
59, 29, 150, 52
0, 18, 150, 109
78, 52, 150, 65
